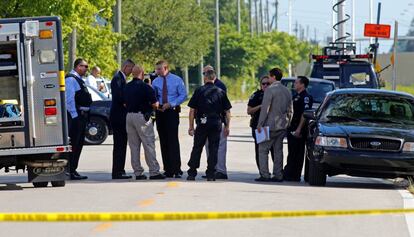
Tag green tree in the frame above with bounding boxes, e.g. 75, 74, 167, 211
122, 0, 214, 70
0, 0, 122, 77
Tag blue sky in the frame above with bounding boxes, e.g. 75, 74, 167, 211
273, 0, 414, 52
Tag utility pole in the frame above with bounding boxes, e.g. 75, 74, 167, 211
197, 0, 203, 86
237, 0, 241, 33
274, 0, 279, 31
392, 21, 398, 91
288, 0, 292, 35
260, 0, 264, 34
249, 0, 253, 36
266, 0, 270, 32
115, 0, 122, 66
255, 0, 259, 35
68, 28, 77, 69
215, 0, 220, 79
332, 0, 336, 42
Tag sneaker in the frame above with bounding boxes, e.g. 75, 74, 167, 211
149, 174, 166, 180
254, 176, 271, 182
187, 175, 196, 181
135, 175, 147, 180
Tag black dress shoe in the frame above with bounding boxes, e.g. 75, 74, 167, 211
174, 174, 182, 178
214, 172, 228, 180
283, 177, 300, 182
201, 175, 207, 179
187, 175, 196, 181
163, 172, 174, 178
207, 177, 216, 181
254, 176, 271, 182
149, 174, 166, 180
112, 174, 132, 179
70, 171, 88, 180
135, 175, 147, 180
270, 177, 284, 182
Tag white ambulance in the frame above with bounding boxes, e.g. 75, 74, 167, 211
0, 17, 70, 187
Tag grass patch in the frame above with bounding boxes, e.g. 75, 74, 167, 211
384, 84, 414, 95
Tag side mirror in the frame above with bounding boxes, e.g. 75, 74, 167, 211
303, 109, 316, 120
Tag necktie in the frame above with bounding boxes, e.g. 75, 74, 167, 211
162, 76, 168, 104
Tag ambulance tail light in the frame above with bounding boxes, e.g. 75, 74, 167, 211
44, 107, 57, 116
44, 99, 58, 125
44, 99, 56, 107
39, 30, 53, 39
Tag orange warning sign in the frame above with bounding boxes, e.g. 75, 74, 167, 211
364, 23, 391, 38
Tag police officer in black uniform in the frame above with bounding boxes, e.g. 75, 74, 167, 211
284, 76, 313, 182
247, 76, 274, 171
65, 58, 92, 180
187, 69, 232, 181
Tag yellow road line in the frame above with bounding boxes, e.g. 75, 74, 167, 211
166, 182, 179, 188
1, 208, 414, 222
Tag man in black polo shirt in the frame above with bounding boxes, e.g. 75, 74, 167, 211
187, 69, 232, 181
202, 65, 229, 180
124, 65, 165, 180
284, 76, 313, 182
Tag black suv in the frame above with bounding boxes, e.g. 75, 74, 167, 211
310, 42, 380, 89
304, 89, 414, 186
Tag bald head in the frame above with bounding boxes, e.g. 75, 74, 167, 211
132, 65, 144, 80
91, 66, 101, 78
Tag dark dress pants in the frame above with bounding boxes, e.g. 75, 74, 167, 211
188, 121, 221, 178
68, 112, 88, 173
156, 109, 182, 175
111, 119, 128, 176
284, 131, 306, 180
252, 128, 274, 171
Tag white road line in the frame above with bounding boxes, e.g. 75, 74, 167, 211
399, 189, 414, 237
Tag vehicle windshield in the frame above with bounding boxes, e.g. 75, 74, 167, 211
320, 94, 414, 125
282, 79, 335, 104
307, 82, 335, 103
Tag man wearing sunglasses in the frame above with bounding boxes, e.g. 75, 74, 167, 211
65, 58, 92, 180
247, 76, 275, 172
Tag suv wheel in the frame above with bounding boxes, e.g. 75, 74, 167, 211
85, 117, 108, 145
51, 180, 65, 187
308, 158, 326, 186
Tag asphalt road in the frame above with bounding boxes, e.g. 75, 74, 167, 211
0, 102, 413, 237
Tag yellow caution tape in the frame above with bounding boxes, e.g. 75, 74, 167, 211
0, 209, 414, 222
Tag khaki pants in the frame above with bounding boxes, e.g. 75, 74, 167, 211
258, 130, 286, 179
126, 113, 160, 176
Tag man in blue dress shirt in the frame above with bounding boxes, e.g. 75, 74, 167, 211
152, 60, 187, 178
65, 58, 92, 180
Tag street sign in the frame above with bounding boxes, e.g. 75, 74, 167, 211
364, 23, 391, 38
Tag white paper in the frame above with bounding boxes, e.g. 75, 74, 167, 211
255, 126, 270, 144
